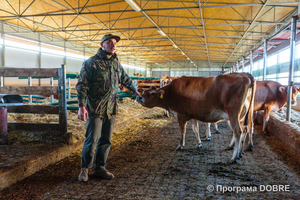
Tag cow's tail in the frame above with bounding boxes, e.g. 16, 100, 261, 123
243, 73, 256, 134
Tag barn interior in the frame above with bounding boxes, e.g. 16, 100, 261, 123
0, 0, 299, 77
1, 1, 300, 199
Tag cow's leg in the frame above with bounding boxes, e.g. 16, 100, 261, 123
175, 116, 187, 151
213, 122, 221, 134
227, 134, 235, 150
244, 110, 254, 151
226, 121, 234, 150
205, 123, 212, 141
190, 119, 202, 148
254, 111, 258, 124
228, 117, 242, 163
262, 107, 272, 135
238, 128, 247, 158
245, 128, 253, 151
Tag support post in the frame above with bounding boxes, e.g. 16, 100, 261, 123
50, 77, 54, 103
242, 57, 245, 72
1, 24, 5, 86
0, 23, 5, 68
286, 16, 297, 122
67, 77, 71, 100
58, 64, 67, 134
38, 33, 42, 86
250, 50, 253, 74
263, 39, 268, 80
28, 77, 32, 103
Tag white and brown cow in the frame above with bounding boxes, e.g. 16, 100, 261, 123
136, 73, 256, 163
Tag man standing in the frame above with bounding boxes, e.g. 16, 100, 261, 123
76, 33, 140, 182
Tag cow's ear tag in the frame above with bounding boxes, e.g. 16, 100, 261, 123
160, 93, 164, 99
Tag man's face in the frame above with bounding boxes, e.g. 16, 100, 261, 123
101, 38, 117, 55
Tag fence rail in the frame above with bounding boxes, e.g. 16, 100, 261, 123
0, 65, 67, 135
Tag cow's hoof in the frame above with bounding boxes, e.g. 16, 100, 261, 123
226, 146, 234, 151
238, 152, 244, 158
197, 143, 203, 149
206, 137, 211, 141
215, 130, 221, 134
264, 132, 270, 136
245, 145, 253, 152
175, 146, 183, 151
230, 158, 238, 164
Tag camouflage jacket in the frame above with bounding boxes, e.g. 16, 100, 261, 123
76, 48, 136, 119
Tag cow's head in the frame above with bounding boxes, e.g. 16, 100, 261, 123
279, 86, 299, 106
136, 86, 165, 108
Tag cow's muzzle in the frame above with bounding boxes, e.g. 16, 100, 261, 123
136, 96, 144, 105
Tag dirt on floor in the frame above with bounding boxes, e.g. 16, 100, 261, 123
1, 108, 300, 200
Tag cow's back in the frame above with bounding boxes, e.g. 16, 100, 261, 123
166, 73, 253, 122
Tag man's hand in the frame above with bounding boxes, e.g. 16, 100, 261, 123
78, 106, 89, 122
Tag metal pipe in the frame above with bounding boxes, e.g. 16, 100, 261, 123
38, 33, 42, 86
242, 57, 245, 72
286, 16, 297, 122
263, 39, 268, 80
68, 77, 71, 100
28, 77, 32, 103
250, 51, 253, 74
1, 24, 5, 86
50, 77, 54, 103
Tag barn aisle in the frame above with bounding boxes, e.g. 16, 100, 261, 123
1, 109, 300, 200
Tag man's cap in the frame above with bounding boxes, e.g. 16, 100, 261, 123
101, 33, 120, 43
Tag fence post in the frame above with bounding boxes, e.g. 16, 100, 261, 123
58, 64, 67, 135
67, 77, 71, 100
28, 77, 32, 103
50, 77, 54, 103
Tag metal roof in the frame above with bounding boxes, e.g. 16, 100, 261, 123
0, 0, 299, 71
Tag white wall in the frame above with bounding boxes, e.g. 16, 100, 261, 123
6, 46, 39, 68
41, 53, 65, 69
66, 57, 84, 73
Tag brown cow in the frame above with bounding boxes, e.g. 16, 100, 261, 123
205, 80, 299, 151
253, 80, 299, 133
136, 73, 256, 163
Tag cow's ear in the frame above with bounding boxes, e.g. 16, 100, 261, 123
157, 90, 165, 99
137, 88, 144, 94
279, 86, 287, 94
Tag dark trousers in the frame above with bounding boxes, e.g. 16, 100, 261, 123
81, 116, 116, 171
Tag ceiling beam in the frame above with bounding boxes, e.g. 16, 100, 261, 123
223, 0, 271, 67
